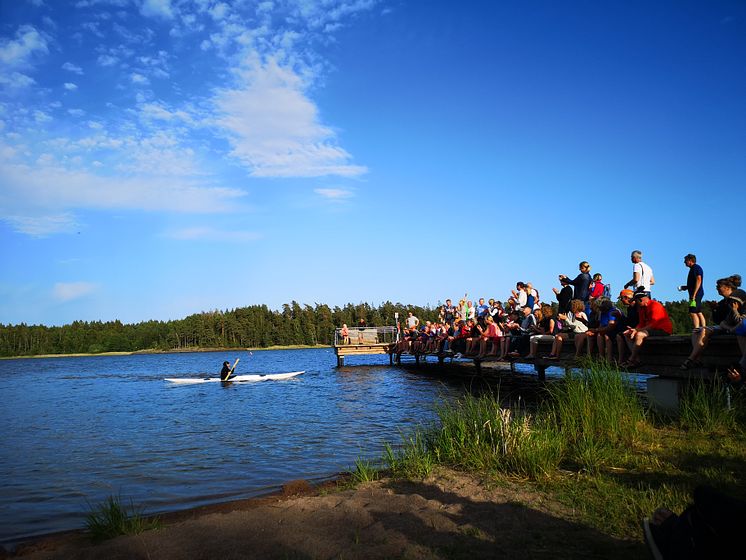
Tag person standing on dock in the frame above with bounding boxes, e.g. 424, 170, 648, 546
624, 250, 655, 295
440, 299, 456, 326
559, 261, 592, 316
406, 312, 419, 330
680, 254, 705, 330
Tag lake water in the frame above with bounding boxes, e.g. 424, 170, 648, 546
0, 349, 471, 548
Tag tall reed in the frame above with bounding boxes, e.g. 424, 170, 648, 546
546, 361, 647, 472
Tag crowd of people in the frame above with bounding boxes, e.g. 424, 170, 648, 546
390, 251, 746, 380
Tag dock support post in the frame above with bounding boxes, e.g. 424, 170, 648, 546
438, 355, 445, 364
536, 365, 546, 381
337, 354, 344, 367
474, 359, 482, 375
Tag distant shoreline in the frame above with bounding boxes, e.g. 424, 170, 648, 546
1, 344, 331, 360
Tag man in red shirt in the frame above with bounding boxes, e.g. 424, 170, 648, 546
622, 289, 672, 367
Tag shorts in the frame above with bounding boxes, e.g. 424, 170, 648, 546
688, 294, 703, 314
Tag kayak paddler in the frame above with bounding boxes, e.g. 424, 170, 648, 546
220, 361, 232, 381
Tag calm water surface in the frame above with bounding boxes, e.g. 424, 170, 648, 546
0, 349, 468, 547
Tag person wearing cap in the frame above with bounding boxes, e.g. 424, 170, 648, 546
621, 288, 672, 368
624, 250, 655, 295
679, 254, 706, 330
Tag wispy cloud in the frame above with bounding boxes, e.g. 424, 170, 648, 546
53, 281, 97, 302
62, 61, 83, 74
3, 213, 79, 237
163, 226, 261, 243
315, 187, 354, 200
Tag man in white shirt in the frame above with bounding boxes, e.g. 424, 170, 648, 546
624, 250, 655, 294
406, 312, 420, 329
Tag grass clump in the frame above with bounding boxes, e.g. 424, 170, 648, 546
546, 361, 648, 472
350, 456, 379, 484
679, 378, 736, 433
85, 495, 160, 542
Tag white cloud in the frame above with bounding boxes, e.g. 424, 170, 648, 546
3, 213, 78, 236
140, 0, 173, 19
315, 187, 353, 200
62, 61, 84, 74
0, 25, 48, 68
209, 2, 229, 20
0, 71, 35, 89
213, 57, 367, 178
64, 82, 78, 91
34, 110, 52, 122
97, 54, 118, 66
68, 108, 85, 117
131, 72, 150, 85
164, 226, 261, 242
53, 282, 97, 302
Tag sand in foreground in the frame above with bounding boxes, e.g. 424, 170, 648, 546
12, 468, 645, 560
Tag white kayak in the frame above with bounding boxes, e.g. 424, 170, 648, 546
165, 371, 305, 385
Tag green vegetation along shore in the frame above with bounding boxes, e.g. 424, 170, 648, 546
1, 298, 710, 358
372, 359, 746, 541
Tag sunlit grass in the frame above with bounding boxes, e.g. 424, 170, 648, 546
382, 359, 746, 539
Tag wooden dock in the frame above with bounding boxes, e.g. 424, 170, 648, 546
334, 328, 742, 411
333, 326, 398, 367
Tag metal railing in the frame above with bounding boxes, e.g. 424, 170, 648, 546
334, 326, 398, 346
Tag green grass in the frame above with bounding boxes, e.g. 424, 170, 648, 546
85, 495, 161, 542
382, 359, 746, 539
678, 378, 737, 433
350, 456, 380, 484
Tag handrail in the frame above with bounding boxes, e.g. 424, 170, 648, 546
334, 326, 398, 346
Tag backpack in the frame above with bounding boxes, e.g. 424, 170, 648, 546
602, 282, 611, 300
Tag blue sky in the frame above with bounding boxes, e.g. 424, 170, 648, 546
1, 0, 745, 327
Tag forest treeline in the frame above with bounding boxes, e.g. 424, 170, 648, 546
0, 299, 709, 358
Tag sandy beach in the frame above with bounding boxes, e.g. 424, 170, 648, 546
9, 467, 645, 560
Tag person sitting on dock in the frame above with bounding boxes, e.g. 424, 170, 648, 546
593, 298, 623, 362
526, 304, 557, 359
681, 275, 746, 371
473, 315, 503, 358
621, 288, 672, 368
507, 306, 539, 358
545, 299, 589, 359
614, 290, 639, 364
